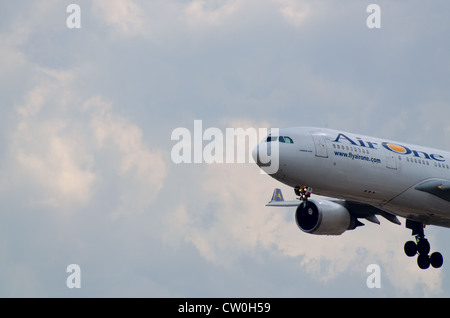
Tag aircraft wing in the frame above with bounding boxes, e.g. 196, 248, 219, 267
415, 178, 450, 202
265, 188, 401, 225
266, 200, 301, 207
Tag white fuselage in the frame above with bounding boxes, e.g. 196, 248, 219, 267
257, 127, 450, 228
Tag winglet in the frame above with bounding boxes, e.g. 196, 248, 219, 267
271, 188, 284, 202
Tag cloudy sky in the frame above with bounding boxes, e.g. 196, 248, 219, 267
1, 0, 450, 297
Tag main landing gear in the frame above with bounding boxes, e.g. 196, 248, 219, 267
404, 220, 443, 269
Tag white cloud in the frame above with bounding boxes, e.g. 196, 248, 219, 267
8, 65, 167, 214
10, 68, 94, 209
84, 96, 168, 217
185, 0, 240, 28
92, 0, 147, 36
278, 0, 311, 27
13, 119, 96, 208
183, 0, 313, 30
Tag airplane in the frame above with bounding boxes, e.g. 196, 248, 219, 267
252, 127, 450, 269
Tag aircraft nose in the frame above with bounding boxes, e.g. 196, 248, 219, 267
252, 141, 280, 175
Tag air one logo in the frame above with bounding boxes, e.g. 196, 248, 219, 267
334, 133, 445, 162
382, 142, 445, 162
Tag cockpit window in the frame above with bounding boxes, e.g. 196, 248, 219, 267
265, 135, 294, 143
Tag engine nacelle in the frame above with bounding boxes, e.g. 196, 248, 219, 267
295, 199, 356, 235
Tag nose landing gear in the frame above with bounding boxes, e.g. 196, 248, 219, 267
295, 186, 312, 203
404, 220, 443, 269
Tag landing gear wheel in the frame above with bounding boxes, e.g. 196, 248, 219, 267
417, 254, 430, 270
404, 241, 417, 257
430, 252, 443, 268
417, 239, 430, 255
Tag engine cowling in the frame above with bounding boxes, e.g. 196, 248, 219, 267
295, 198, 356, 235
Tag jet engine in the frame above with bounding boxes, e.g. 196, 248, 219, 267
295, 199, 357, 235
